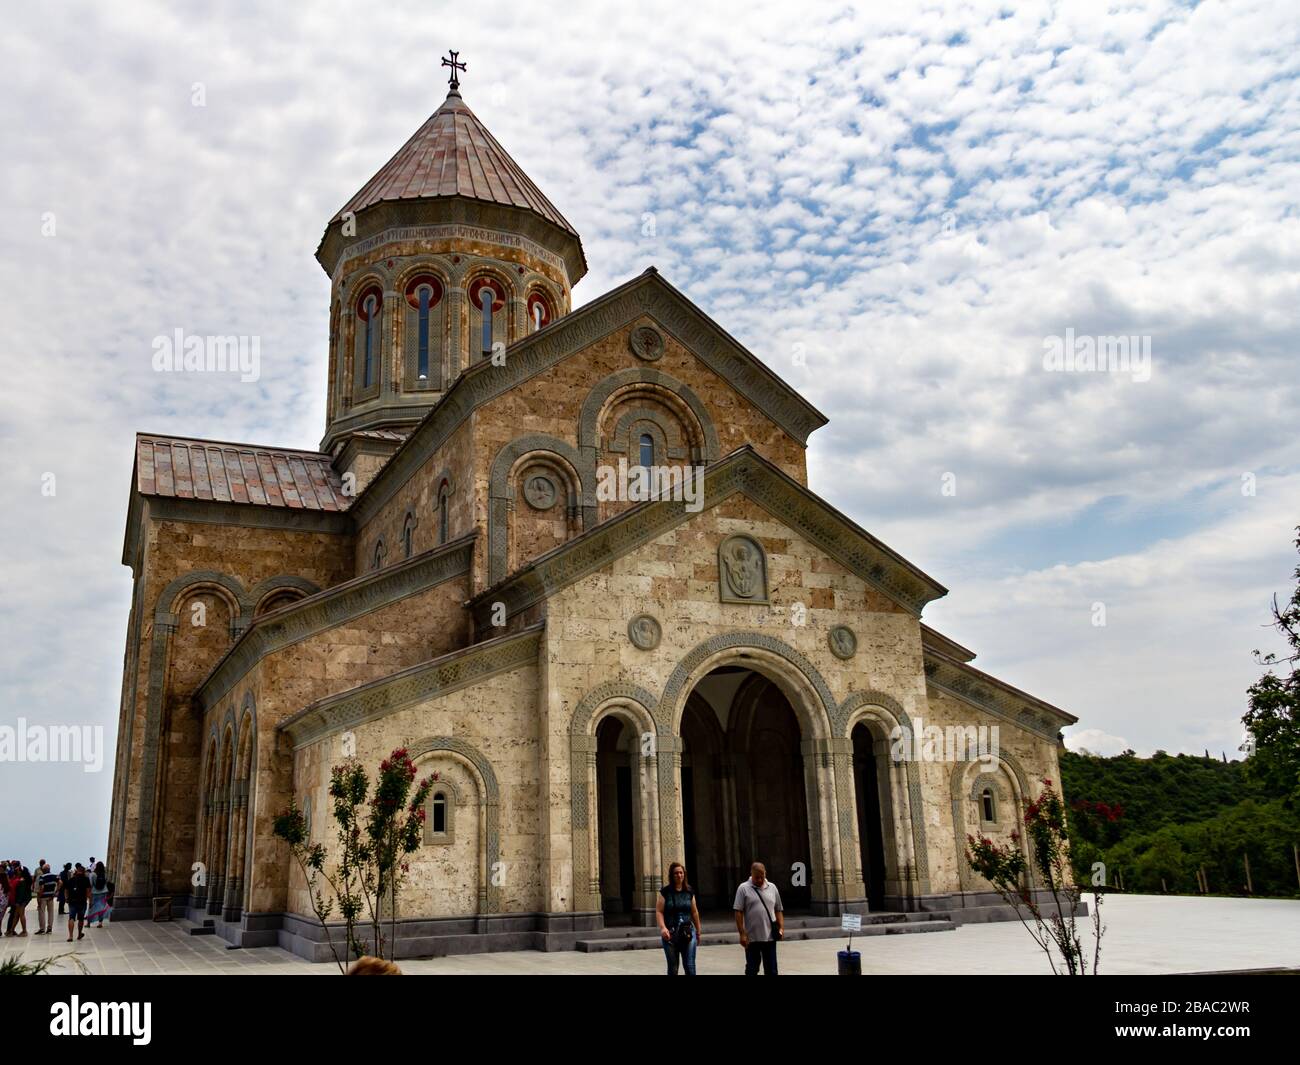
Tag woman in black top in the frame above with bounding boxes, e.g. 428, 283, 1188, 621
655, 862, 702, 975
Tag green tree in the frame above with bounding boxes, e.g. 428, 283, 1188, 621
1243, 526, 1300, 805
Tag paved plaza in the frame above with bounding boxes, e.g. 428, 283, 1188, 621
2, 895, 1296, 975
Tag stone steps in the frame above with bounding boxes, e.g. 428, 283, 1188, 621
575, 912, 954, 952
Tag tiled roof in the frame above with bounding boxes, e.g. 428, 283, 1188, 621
333, 90, 578, 237
135, 434, 351, 511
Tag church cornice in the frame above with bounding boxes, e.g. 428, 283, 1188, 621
193, 533, 476, 714
923, 647, 1077, 741
468, 445, 947, 630
348, 269, 830, 527
277, 623, 543, 748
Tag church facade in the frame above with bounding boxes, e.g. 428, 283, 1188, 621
107, 75, 1076, 957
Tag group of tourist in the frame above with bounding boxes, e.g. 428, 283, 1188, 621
656, 860, 785, 976
0, 858, 114, 942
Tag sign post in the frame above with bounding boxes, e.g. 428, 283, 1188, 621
838, 913, 862, 975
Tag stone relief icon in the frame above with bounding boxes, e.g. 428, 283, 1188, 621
718, 534, 768, 604
627, 613, 662, 651
522, 472, 557, 510
828, 624, 857, 660
629, 323, 665, 361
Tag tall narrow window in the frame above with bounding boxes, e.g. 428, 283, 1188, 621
362, 294, 377, 387
480, 287, 493, 354
981, 788, 996, 823
431, 792, 447, 834
527, 291, 552, 333
468, 278, 505, 359
372, 539, 386, 571
438, 485, 450, 544
355, 285, 383, 393
639, 432, 654, 468
403, 513, 415, 559
404, 275, 444, 387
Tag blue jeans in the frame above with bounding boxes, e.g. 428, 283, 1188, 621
662, 927, 697, 975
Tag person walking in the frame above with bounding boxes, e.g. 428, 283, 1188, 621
87, 862, 113, 928
655, 861, 702, 975
5, 864, 31, 936
65, 863, 91, 942
56, 862, 72, 915
35, 861, 58, 935
733, 861, 783, 976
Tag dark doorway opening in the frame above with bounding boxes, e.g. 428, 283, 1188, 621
853, 723, 887, 911
596, 716, 636, 920
681, 667, 813, 912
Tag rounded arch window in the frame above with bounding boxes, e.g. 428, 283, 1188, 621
355, 284, 384, 390
638, 432, 654, 468
526, 290, 553, 331
372, 538, 387, 571
468, 276, 507, 358
256, 589, 304, 617
981, 787, 996, 823
404, 275, 445, 383
402, 512, 416, 559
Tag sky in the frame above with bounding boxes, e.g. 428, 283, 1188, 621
1, 0, 1297, 868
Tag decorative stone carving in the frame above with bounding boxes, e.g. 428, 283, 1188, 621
627, 613, 662, 651
628, 323, 665, 361
718, 534, 768, 605
522, 472, 557, 510
828, 625, 857, 660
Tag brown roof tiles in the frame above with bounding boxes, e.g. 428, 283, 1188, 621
333, 90, 578, 238
135, 434, 351, 511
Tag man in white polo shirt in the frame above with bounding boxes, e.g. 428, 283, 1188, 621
733, 861, 783, 975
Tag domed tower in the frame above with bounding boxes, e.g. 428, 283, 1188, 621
316, 55, 586, 486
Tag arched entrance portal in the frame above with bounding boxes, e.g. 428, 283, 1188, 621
852, 723, 887, 911
680, 667, 812, 912
595, 716, 638, 922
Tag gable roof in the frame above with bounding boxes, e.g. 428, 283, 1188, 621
468, 445, 948, 626
348, 268, 830, 526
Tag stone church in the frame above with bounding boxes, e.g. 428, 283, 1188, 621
107, 70, 1076, 957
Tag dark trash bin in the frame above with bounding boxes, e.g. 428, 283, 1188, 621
837, 949, 861, 975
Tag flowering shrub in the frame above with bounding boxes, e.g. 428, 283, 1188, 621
965, 779, 1105, 974
275, 745, 436, 969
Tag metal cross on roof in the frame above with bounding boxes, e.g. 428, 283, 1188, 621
441, 50, 466, 92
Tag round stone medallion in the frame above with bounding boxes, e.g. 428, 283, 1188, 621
522, 473, 558, 510
629, 324, 665, 361
627, 613, 662, 651
828, 625, 857, 660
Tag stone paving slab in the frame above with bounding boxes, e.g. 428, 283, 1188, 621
2, 895, 1296, 975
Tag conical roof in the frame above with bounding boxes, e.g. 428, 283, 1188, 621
331, 89, 578, 238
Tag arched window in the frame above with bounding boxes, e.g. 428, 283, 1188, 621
402, 513, 416, 560
638, 432, 654, 468
404, 274, 445, 388
354, 286, 383, 392
468, 277, 506, 359
527, 290, 553, 332
372, 538, 386, 571
981, 788, 996, 823
423, 786, 455, 845
437, 484, 450, 544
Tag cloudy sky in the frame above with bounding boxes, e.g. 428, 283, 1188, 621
2, 0, 1297, 867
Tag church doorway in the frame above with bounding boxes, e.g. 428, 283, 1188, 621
595, 716, 637, 921
680, 667, 812, 912
852, 722, 888, 911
